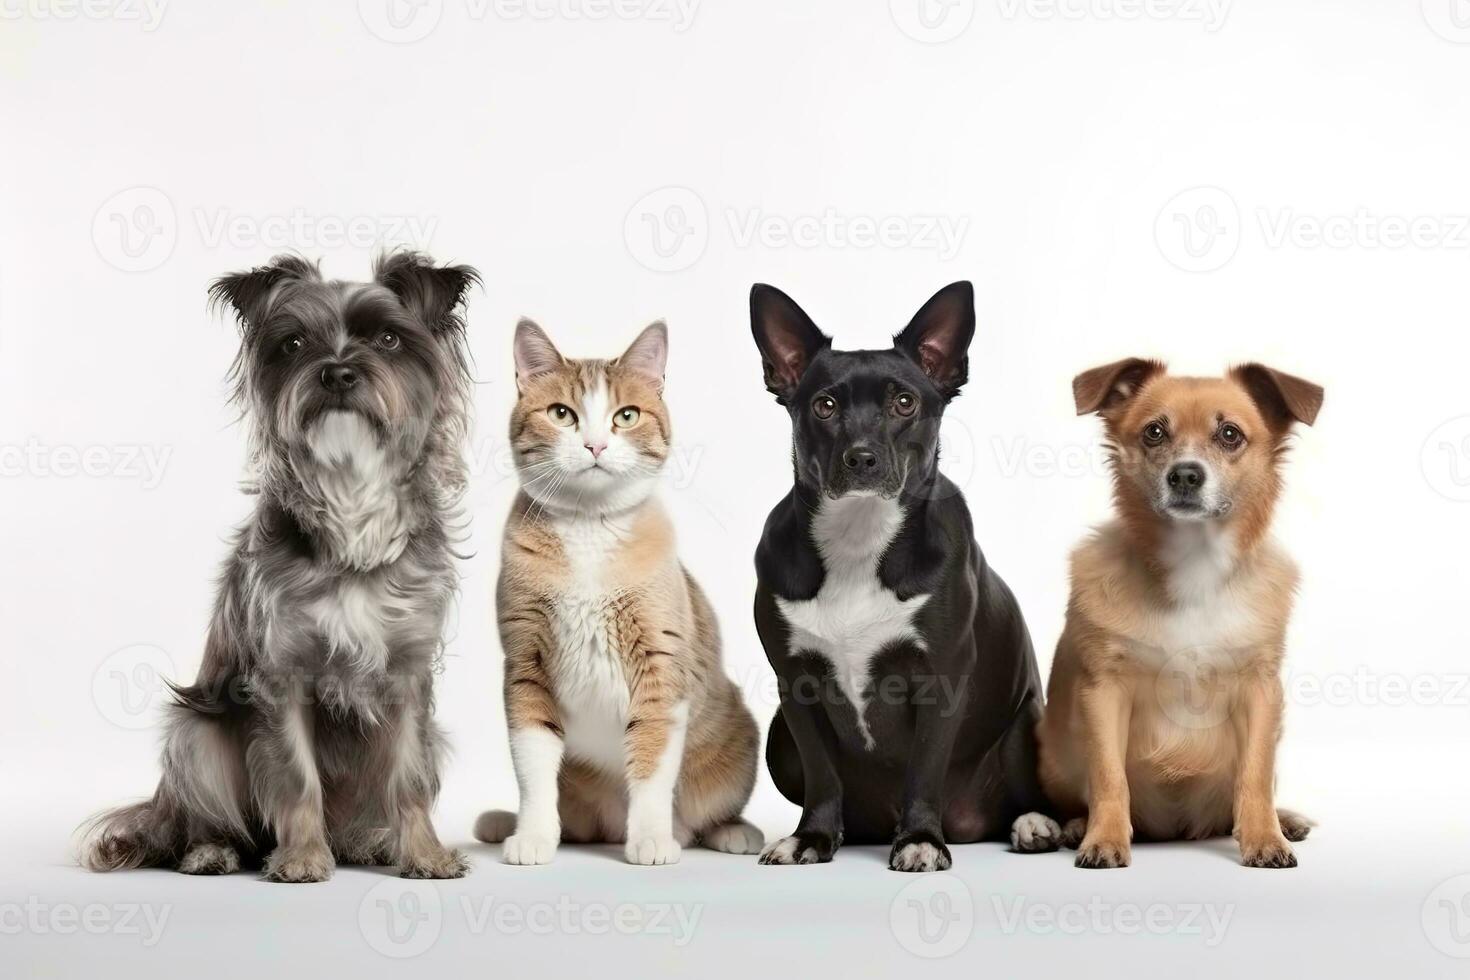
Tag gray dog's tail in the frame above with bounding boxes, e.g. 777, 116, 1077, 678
77, 790, 184, 872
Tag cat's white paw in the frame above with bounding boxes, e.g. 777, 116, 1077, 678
502, 833, 557, 866
625, 835, 682, 866
1010, 812, 1063, 853
702, 821, 764, 855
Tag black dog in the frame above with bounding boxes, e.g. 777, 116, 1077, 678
751, 281, 1047, 872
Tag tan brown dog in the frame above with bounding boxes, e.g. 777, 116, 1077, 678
1011, 359, 1322, 869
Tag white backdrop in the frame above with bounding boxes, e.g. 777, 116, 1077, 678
2, 1, 1469, 977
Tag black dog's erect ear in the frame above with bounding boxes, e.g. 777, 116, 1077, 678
374, 250, 481, 333
1072, 357, 1167, 416
751, 284, 830, 403
208, 255, 321, 332
893, 281, 976, 400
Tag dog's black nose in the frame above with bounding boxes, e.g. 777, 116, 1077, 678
1167, 462, 1206, 491
321, 364, 359, 392
843, 448, 879, 471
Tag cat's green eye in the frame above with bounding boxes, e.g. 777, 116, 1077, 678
546, 404, 577, 427
612, 406, 641, 429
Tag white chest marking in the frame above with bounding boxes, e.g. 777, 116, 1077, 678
1129, 524, 1254, 669
776, 495, 929, 750
548, 512, 635, 774
305, 411, 412, 569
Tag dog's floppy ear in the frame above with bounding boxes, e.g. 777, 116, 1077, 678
208, 255, 321, 332
616, 321, 668, 391
751, 284, 830, 403
1072, 357, 1167, 416
1230, 363, 1323, 429
374, 250, 480, 334
513, 319, 564, 391
893, 281, 975, 400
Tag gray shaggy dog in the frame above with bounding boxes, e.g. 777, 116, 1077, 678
80, 251, 479, 881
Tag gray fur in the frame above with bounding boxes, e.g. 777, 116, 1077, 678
80, 252, 479, 881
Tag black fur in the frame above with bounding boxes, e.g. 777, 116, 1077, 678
751, 281, 1047, 872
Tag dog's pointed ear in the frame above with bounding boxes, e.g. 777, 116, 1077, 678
374, 250, 480, 334
1072, 358, 1167, 416
1230, 363, 1323, 429
751, 284, 830, 403
513, 318, 564, 391
616, 321, 668, 391
208, 255, 321, 332
893, 281, 975, 400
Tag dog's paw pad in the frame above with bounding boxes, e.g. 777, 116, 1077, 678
889, 840, 952, 873
703, 821, 764, 855
1010, 812, 1063, 853
625, 836, 681, 866
502, 834, 557, 866
1074, 838, 1130, 869
178, 843, 240, 876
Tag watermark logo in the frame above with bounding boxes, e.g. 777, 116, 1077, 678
996, 0, 1231, 32
1423, 874, 1470, 957
0, 899, 171, 946
92, 644, 176, 730
359, 0, 444, 42
889, 875, 973, 958
1422, 416, 1470, 502
993, 896, 1234, 945
1155, 647, 1235, 730
1155, 186, 1240, 273
624, 186, 709, 273
0, 439, 172, 488
92, 187, 177, 273
890, 0, 975, 43
1423, 0, 1470, 43
359, 879, 443, 958
0, 0, 167, 30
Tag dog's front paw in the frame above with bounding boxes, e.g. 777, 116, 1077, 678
502, 833, 558, 866
758, 831, 839, 866
401, 848, 471, 879
1240, 835, 1297, 869
625, 835, 682, 866
888, 834, 952, 873
264, 844, 335, 883
1074, 836, 1131, 869
1010, 813, 1063, 853
178, 843, 240, 876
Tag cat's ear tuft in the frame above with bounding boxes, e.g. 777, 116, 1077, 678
513, 318, 563, 390
751, 283, 830, 404
893, 281, 975, 401
617, 321, 668, 390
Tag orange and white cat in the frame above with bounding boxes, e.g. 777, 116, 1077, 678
474, 320, 763, 865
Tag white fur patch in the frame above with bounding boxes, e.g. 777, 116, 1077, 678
305, 411, 411, 569
624, 702, 688, 865
776, 495, 929, 749
505, 726, 564, 866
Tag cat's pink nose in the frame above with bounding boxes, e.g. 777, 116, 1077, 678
585, 442, 607, 459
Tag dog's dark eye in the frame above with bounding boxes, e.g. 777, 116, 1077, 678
1142, 421, 1168, 446
377, 331, 401, 351
281, 335, 304, 356
812, 395, 837, 420
893, 392, 918, 417
1218, 423, 1245, 449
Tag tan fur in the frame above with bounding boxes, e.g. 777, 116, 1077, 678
486, 326, 759, 861
1036, 360, 1322, 868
